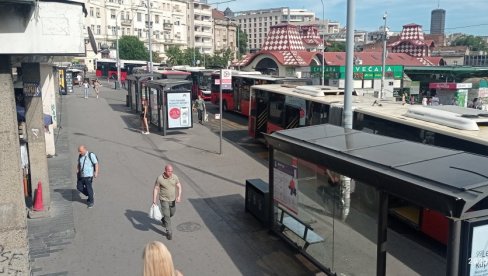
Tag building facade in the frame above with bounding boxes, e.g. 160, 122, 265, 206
233, 7, 315, 52
188, 0, 214, 56
430, 8, 446, 35
213, 9, 238, 60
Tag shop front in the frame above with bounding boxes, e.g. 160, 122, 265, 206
265, 124, 488, 276
429, 82, 473, 107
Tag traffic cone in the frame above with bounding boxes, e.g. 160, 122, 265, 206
33, 181, 44, 211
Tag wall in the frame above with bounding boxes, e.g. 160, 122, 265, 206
0, 2, 85, 55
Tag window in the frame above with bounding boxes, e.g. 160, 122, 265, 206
91, 24, 95, 32
96, 8, 100, 18
127, 28, 130, 34
112, 26, 117, 35
111, 9, 116, 19
137, 13, 142, 22
137, 29, 142, 38
155, 15, 159, 23
122, 28, 125, 35
96, 25, 101, 35
120, 11, 124, 21
90, 7, 94, 17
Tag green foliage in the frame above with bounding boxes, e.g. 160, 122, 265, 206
165, 46, 184, 66
237, 27, 248, 58
325, 41, 346, 52
118, 36, 149, 60
164, 46, 234, 68
451, 35, 488, 52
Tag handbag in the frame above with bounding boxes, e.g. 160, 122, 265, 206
149, 203, 162, 221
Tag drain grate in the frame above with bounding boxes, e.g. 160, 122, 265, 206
176, 222, 201, 232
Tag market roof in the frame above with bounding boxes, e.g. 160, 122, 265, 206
323, 52, 443, 66
266, 124, 488, 219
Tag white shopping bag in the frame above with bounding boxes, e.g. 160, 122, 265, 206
149, 203, 162, 221
204, 111, 209, 122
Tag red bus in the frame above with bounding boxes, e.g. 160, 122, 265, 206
95, 59, 148, 81
152, 69, 191, 81
210, 72, 310, 117
249, 83, 488, 245
173, 66, 214, 100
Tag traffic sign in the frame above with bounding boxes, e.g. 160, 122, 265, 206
222, 69, 232, 81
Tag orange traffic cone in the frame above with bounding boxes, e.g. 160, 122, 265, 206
33, 181, 44, 211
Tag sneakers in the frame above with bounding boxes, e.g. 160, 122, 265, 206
166, 232, 172, 240
87, 203, 94, 208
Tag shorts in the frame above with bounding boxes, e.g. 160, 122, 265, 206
140, 113, 145, 118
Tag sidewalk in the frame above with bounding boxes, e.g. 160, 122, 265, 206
28, 81, 322, 275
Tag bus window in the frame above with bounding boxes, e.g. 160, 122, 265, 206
284, 104, 300, 129
269, 94, 285, 127
308, 101, 329, 126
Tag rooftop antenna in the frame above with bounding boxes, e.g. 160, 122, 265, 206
437, 0, 440, 8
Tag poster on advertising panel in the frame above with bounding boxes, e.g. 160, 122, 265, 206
166, 91, 192, 129
273, 159, 298, 214
468, 224, 488, 276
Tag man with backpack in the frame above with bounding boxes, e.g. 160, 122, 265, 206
77, 145, 99, 208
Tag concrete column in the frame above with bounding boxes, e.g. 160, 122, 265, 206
22, 63, 51, 217
41, 64, 56, 156
0, 55, 30, 275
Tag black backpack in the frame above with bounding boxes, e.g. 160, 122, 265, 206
79, 152, 98, 172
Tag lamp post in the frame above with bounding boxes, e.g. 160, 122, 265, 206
380, 12, 387, 99
146, 0, 153, 73
320, 0, 325, 86
115, 11, 123, 89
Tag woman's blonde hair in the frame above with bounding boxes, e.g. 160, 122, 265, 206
143, 241, 177, 276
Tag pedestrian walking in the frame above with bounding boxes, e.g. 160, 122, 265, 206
141, 99, 150, 134
152, 164, 182, 240
76, 145, 99, 208
143, 241, 183, 276
93, 78, 102, 99
192, 95, 206, 124
83, 78, 90, 99
76, 74, 82, 87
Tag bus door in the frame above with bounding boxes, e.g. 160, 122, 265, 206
249, 89, 269, 139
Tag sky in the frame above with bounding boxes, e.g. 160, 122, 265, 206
222, 0, 488, 36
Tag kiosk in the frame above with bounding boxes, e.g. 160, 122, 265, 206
265, 124, 488, 276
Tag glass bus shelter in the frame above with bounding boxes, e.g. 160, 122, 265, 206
265, 124, 488, 276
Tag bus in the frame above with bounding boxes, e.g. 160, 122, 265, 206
249, 84, 488, 245
171, 66, 215, 100
210, 72, 310, 117
95, 59, 150, 81
152, 69, 191, 81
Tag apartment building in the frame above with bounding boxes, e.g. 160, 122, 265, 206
234, 7, 315, 52
188, 0, 214, 55
213, 9, 237, 59
84, 0, 188, 68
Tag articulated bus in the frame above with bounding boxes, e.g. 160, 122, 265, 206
95, 59, 150, 81
249, 84, 488, 245
152, 69, 191, 81
210, 72, 311, 117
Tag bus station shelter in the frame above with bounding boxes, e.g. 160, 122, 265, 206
265, 124, 488, 276
126, 73, 153, 112
145, 79, 193, 135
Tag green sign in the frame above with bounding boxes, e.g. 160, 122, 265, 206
311, 65, 403, 79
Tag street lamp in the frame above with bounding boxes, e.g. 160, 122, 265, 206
320, 0, 325, 86
380, 12, 387, 99
115, 10, 123, 89
146, 0, 153, 73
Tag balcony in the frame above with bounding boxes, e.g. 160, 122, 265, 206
121, 19, 132, 26
163, 22, 172, 30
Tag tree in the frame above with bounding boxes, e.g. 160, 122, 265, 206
325, 41, 346, 52
451, 35, 488, 52
118, 36, 149, 60
165, 46, 184, 66
237, 27, 248, 58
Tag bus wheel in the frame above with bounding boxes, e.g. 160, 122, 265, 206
223, 101, 228, 112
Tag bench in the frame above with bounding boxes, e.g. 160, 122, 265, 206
278, 207, 325, 250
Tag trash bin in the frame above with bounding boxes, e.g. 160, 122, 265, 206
114, 81, 120, 90
245, 179, 270, 224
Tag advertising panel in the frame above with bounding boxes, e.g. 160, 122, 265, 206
273, 159, 298, 214
166, 91, 192, 129
462, 217, 488, 276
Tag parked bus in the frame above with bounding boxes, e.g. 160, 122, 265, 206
152, 69, 191, 81
173, 66, 214, 100
249, 84, 488, 245
95, 59, 150, 81
210, 72, 310, 117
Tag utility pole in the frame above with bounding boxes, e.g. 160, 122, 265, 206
147, 0, 153, 73
320, 0, 325, 85
380, 12, 387, 99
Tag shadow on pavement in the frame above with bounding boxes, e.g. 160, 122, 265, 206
189, 194, 318, 276
125, 209, 166, 236
54, 188, 85, 204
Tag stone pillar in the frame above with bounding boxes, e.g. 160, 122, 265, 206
41, 64, 56, 156
0, 55, 30, 275
22, 62, 51, 217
